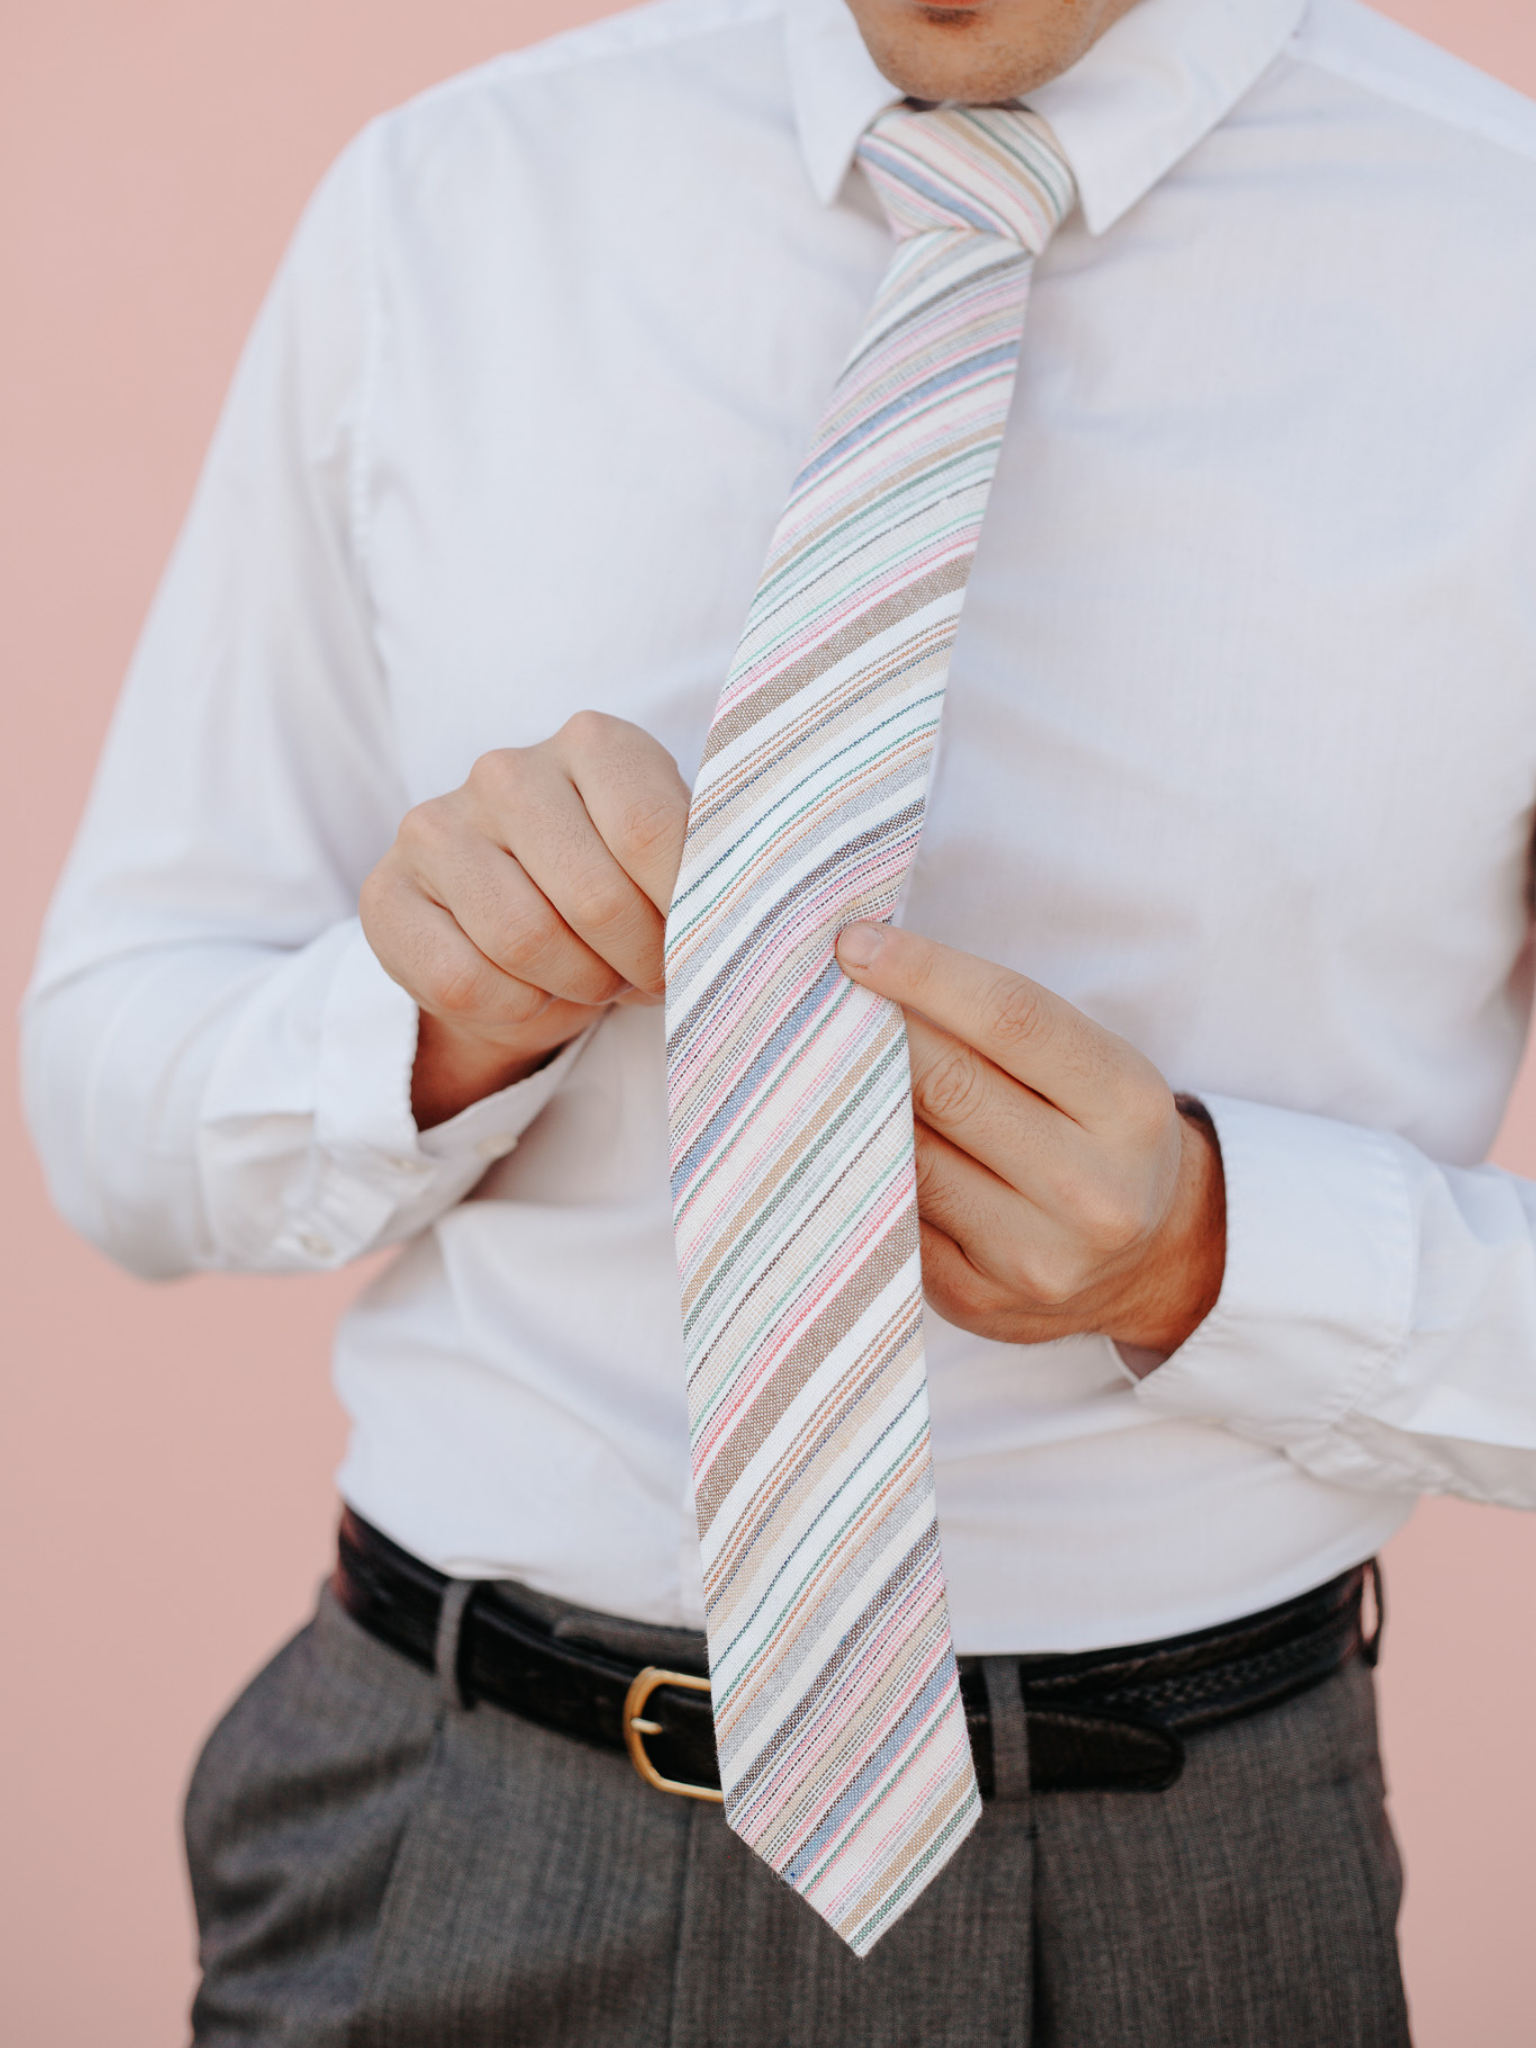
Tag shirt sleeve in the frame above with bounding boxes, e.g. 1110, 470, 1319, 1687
21, 123, 581, 1280
1133, 1092, 1536, 1509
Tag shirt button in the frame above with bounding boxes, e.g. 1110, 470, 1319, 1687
299, 1231, 335, 1261
476, 1133, 515, 1160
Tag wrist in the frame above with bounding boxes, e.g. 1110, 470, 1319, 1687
411, 1012, 570, 1130
1111, 1099, 1226, 1363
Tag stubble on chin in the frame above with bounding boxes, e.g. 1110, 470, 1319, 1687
861, 29, 1051, 105
847, 0, 1135, 108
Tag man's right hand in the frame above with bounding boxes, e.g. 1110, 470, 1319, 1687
360, 712, 690, 1129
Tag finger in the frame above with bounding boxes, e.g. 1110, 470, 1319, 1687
917, 1219, 1011, 1324
908, 1015, 1176, 1279
911, 1117, 1042, 1273
914, 1120, 1099, 1306
918, 1220, 1074, 1345
539, 850, 667, 998
400, 799, 631, 1007
556, 712, 691, 918
364, 871, 561, 1033
467, 852, 642, 1009
905, 1013, 1064, 1191
837, 921, 1150, 1130
464, 749, 669, 993
507, 780, 668, 993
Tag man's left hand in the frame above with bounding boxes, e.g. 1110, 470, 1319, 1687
835, 921, 1226, 1364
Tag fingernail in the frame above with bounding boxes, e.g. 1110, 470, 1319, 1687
837, 921, 884, 969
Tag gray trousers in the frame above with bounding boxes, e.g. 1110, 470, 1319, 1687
185, 1586, 1411, 2047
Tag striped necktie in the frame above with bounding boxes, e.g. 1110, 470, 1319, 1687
664, 103, 1075, 1953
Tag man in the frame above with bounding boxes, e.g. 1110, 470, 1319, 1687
23, 0, 1536, 2035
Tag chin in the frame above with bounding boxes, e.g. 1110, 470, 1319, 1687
857, 22, 1057, 106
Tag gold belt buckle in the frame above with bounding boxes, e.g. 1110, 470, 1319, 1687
622, 1666, 724, 1803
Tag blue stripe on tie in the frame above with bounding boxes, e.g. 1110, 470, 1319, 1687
782, 1645, 953, 1885
670, 955, 849, 1202
861, 150, 1003, 237
792, 335, 1020, 498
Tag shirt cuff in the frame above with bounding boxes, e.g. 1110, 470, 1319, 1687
315, 922, 593, 1174
266, 921, 589, 1263
1132, 1093, 1415, 1449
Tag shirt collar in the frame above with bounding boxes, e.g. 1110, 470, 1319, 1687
785, 0, 1308, 233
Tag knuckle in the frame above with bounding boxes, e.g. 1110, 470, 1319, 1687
951, 1270, 994, 1319
489, 901, 562, 971
1047, 1161, 1151, 1254
466, 748, 524, 801
1023, 1262, 1078, 1310
496, 979, 548, 1024
921, 1252, 1001, 1330
359, 861, 431, 970
912, 1138, 946, 1203
357, 863, 392, 931
396, 796, 453, 858
423, 955, 486, 1019
561, 951, 627, 1006
922, 1270, 969, 1323
619, 793, 684, 864
559, 708, 621, 755
985, 975, 1047, 1051
914, 1044, 984, 1125
1121, 1075, 1174, 1145
1009, 1241, 1089, 1309
564, 866, 636, 935
1078, 1186, 1148, 1255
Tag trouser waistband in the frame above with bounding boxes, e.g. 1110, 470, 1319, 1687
331, 1509, 1380, 1800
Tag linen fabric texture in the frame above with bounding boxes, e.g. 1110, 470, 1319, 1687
664, 105, 1074, 1950
184, 1587, 1411, 2046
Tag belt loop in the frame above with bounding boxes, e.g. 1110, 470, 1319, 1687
1362, 1558, 1385, 1668
435, 1579, 476, 1711
981, 1657, 1030, 1802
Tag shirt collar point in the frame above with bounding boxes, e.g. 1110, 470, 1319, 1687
807, 147, 855, 209
787, 0, 1308, 230
786, 0, 901, 208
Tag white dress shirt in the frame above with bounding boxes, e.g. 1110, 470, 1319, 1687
24, 0, 1536, 1650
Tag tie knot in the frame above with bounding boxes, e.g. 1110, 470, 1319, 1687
856, 103, 1076, 255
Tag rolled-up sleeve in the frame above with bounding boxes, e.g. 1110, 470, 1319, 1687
21, 125, 576, 1280
1136, 1092, 1536, 1509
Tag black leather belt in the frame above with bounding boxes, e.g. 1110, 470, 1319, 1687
332, 1509, 1380, 1801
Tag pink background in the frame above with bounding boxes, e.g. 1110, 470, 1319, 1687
4, 3, 1535, 2041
